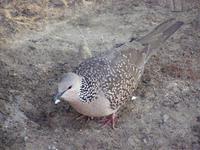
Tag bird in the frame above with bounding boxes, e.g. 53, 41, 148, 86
53, 18, 184, 128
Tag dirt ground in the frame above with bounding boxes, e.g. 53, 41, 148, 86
0, 0, 200, 150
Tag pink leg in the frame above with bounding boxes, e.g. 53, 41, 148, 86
100, 113, 118, 129
76, 114, 94, 122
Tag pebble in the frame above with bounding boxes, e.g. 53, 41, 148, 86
131, 96, 137, 100
163, 114, 169, 123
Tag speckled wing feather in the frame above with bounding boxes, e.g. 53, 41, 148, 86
74, 19, 183, 110
74, 47, 145, 109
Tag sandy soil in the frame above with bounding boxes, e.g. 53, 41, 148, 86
0, 0, 200, 150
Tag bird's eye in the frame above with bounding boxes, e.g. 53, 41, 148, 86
68, 85, 72, 90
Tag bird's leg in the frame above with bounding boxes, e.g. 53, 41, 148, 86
76, 114, 94, 122
100, 113, 118, 129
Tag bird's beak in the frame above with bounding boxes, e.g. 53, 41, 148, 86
54, 99, 61, 104
53, 90, 66, 104
53, 92, 61, 104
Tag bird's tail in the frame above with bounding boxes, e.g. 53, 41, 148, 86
138, 18, 184, 62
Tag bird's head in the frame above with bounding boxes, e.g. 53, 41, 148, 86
54, 72, 81, 104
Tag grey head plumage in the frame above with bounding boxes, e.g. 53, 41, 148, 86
54, 18, 184, 117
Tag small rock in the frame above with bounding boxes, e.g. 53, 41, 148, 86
48, 145, 58, 150
24, 136, 28, 141
143, 138, 148, 144
163, 114, 169, 123
131, 96, 137, 100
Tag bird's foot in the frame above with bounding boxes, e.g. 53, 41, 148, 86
76, 115, 94, 122
100, 113, 118, 129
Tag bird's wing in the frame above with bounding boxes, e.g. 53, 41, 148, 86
74, 18, 184, 106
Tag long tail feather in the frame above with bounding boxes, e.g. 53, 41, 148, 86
138, 19, 184, 61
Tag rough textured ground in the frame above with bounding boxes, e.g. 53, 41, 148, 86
0, 0, 200, 150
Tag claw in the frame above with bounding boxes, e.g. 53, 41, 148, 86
76, 115, 94, 122
100, 113, 118, 129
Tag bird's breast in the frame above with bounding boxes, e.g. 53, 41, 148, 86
68, 96, 117, 117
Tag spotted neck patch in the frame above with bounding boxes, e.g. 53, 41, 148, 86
79, 77, 98, 103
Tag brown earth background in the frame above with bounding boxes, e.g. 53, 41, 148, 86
0, 0, 200, 150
